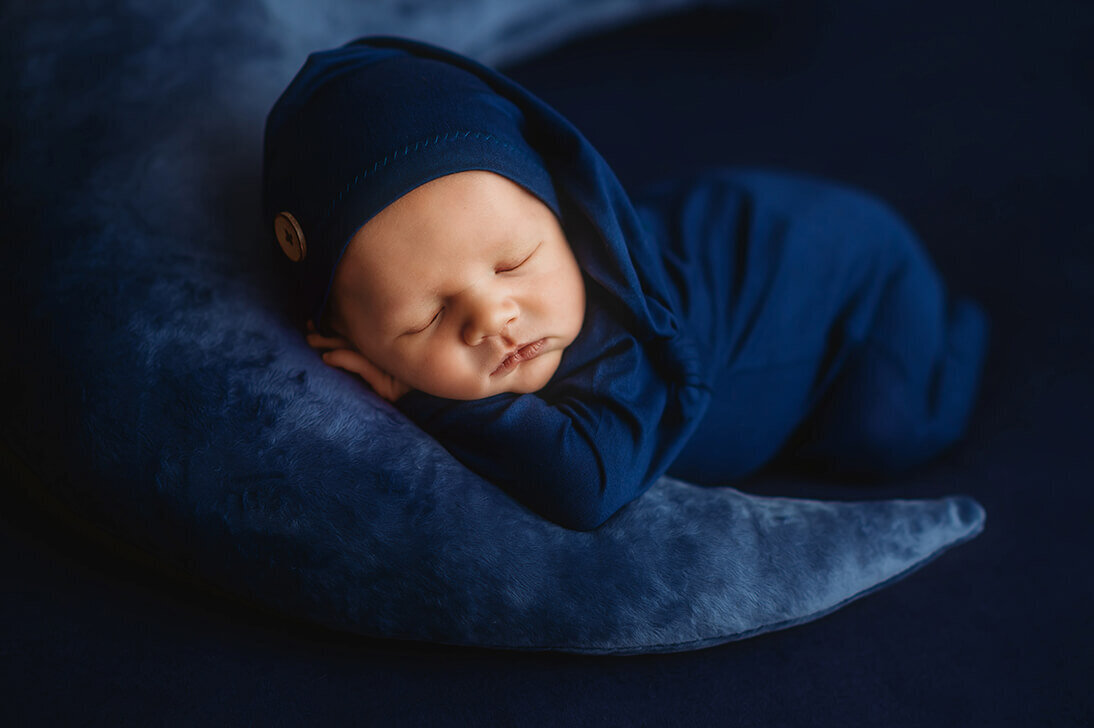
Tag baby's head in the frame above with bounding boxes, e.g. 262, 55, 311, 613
324, 169, 585, 399
263, 41, 586, 400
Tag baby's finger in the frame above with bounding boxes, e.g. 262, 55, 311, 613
322, 349, 407, 402
323, 348, 380, 380
306, 331, 354, 351
323, 350, 392, 400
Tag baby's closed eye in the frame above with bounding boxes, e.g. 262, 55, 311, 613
496, 242, 539, 274
407, 308, 443, 335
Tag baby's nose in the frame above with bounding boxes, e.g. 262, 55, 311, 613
461, 294, 517, 346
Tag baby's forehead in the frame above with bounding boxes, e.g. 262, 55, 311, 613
341, 171, 544, 272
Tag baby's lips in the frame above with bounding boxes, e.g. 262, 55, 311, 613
491, 338, 547, 375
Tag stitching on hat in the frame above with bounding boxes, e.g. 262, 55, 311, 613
319, 130, 540, 226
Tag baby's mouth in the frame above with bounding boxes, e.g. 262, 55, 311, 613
491, 338, 547, 376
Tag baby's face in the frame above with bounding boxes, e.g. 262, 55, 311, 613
328, 170, 586, 400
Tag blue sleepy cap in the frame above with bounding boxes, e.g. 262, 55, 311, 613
263, 37, 561, 330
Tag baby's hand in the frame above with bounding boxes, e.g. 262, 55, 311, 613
305, 320, 412, 402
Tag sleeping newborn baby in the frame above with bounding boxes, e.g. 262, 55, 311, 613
263, 38, 989, 530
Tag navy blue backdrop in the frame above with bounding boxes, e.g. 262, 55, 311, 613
2, 0, 1091, 725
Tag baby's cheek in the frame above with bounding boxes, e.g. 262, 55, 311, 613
413, 345, 482, 395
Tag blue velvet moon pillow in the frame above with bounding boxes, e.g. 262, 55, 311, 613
0, 1, 984, 654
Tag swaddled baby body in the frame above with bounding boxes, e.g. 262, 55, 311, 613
263, 38, 988, 530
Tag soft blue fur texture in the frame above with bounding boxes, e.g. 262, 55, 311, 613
0, 0, 983, 653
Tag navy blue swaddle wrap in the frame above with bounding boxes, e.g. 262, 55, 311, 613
264, 37, 988, 530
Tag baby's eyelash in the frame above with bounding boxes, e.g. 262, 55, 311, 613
496, 243, 539, 273
410, 308, 442, 334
